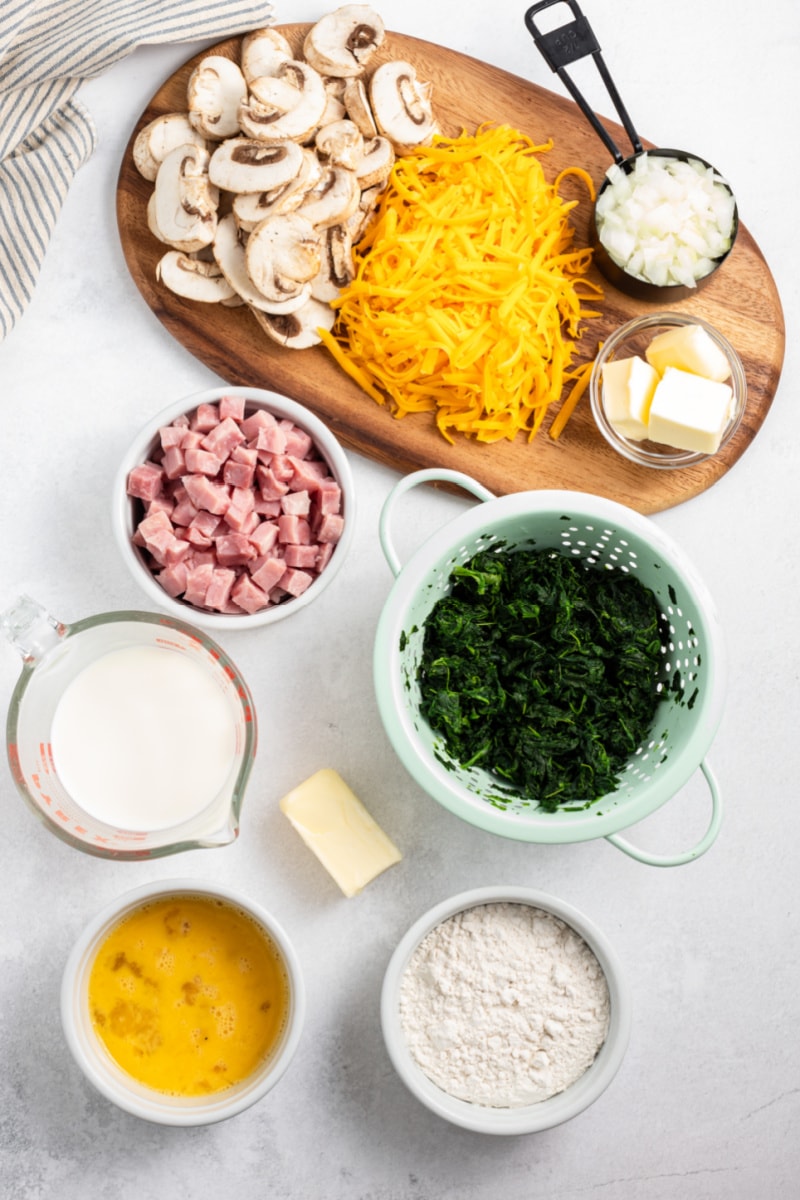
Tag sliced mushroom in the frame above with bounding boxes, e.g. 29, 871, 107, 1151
156, 251, 237, 303
303, 5, 385, 78
355, 135, 395, 188
212, 213, 313, 314
187, 55, 247, 141
319, 78, 348, 127
239, 61, 327, 142
311, 224, 355, 301
298, 165, 360, 229
232, 149, 322, 232
133, 113, 207, 182
369, 60, 438, 154
342, 77, 378, 138
345, 181, 385, 243
151, 143, 218, 252
250, 295, 336, 349
315, 119, 365, 171
240, 26, 293, 84
208, 137, 304, 194
245, 212, 322, 305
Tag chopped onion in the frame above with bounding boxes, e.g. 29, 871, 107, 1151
595, 154, 736, 288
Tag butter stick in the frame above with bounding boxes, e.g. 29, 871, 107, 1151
280, 769, 402, 897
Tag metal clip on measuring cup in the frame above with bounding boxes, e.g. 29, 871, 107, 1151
2, 596, 257, 860
524, 0, 739, 301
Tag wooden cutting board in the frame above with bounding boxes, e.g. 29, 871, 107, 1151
116, 24, 785, 514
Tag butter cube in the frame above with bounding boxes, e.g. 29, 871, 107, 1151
645, 324, 731, 383
280, 769, 402, 897
602, 354, 659, 440
647, 367, 733, 454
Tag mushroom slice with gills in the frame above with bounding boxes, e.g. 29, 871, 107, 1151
212, 213, 313, 314
298, 165, 360, 230
156, 251, 237, 303
240, 26, 293, 84
133, 113, 207, 182
369, 60, 439, 154
208, 137, 304, 194
355, 135, 394, 188
238, 61, 327, 142
311, 224, 355, 302
250, 296, 336, 350
303, 5, 385, 78
187, 55, 247, 141
346, 182, 385, 243
232, 149, 322, 233
315, 120, 364, 172
151, 142, 218, 252
245, 212, 322, 307
342, 77, 377, 138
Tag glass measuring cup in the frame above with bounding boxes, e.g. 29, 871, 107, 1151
2, 596, 257, 860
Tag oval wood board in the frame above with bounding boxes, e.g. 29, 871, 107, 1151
116, 24, 785, 514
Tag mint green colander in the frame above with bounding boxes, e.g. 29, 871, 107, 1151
373, 469, 726, 867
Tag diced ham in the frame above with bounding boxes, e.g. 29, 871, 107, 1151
182, 473, 231, 515
127, 398, 347, 616
279, 567, 313, 597
284, 543, 320, 569
254, 423, 287, 456
201, 415, 245, 460
240, 408, 277, 439
219, 394, 246, 422
249, 520, 279, 555
216, 532, 256, 567
250, 556, 287, 593
162, 446, 186, 480
315, 480, 342, 515
256, 464, 288, 500
278, 514, 311, 545
282, 425, 313, 459
171, 498, 199, 526
205, 567, 236, 610
231, 573, 270, 614
193, 403, 219, 432
316, 512, 345, 543
157, 561, 189, 597
184, 447, 223, 476
184, 563, 214, 606
127, 462, 163, 502
281, 489, 310, 517
223, 459, 255, 489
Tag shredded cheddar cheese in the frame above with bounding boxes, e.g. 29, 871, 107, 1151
319, 124, 603, 443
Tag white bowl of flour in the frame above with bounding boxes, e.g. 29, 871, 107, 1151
381, 886, 632, 1134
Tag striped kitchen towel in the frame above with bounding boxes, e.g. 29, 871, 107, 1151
0, 0, 275, 342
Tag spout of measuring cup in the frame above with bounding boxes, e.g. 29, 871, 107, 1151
0, 595, 65, 663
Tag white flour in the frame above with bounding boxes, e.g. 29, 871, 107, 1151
399, 902, 610, 1108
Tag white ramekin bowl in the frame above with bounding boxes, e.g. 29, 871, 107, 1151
61, 878, 305, 1125
113, 385, 355, 631
381, 886, 632, 1135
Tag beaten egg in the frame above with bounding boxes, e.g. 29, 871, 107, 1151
87, 894, 289, 1096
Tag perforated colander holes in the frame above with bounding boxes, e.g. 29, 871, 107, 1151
626, 735, 670, 783
658, 602, 702, 691
561, 525, 640, 573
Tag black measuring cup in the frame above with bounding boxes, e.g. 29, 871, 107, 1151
524, 0, 739, 301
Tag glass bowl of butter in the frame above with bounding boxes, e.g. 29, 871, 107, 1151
589, 312, 746, 469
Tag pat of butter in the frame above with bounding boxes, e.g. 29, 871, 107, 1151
647, 367, 733, 454
280, 769, 402, 897
645, 324, 731, 383
602, 354, 659, 440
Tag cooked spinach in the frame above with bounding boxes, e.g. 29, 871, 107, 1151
417, 547, 667, 811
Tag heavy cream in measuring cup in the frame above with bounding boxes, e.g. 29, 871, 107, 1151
50, 645, 237, 831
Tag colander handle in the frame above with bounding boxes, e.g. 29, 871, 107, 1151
604, 760, 722, 867
379, 469, 496, 577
